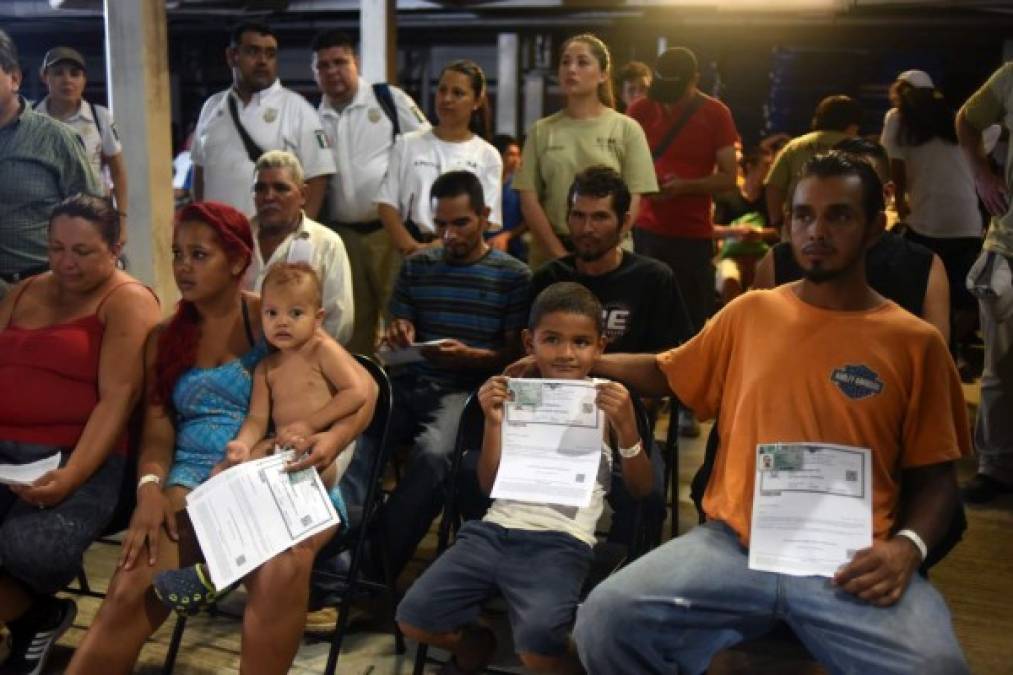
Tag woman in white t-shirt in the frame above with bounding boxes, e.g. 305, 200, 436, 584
376, 60, 503, 256
881, 69, 986, 358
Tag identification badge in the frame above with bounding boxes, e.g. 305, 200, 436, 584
315, 129, 331, 149
758, 443, 804, 472
368, 107, 382, 123
509, 380, 542, 408
263, 107, 278, 123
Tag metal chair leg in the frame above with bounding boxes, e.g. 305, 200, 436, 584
665, 398, 680, 539
162, 615, 187, 675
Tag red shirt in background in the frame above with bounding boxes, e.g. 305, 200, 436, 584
629, 93, 739, 239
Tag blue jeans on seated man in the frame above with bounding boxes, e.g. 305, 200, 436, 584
310, 373, 470, 605
573, 520, 969, 675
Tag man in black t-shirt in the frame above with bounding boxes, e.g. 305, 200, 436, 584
532, 172, 691, 353
532, 166, 690, 546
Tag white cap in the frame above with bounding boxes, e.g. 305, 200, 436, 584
897, 70, 934, 89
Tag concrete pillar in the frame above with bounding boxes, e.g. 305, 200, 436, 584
522, 71, 545, 133
496, 33, 519, 136
104, 0, 176, 311
361, 0, 397, 84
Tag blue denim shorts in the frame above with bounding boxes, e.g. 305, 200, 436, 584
397, 520, 592, 657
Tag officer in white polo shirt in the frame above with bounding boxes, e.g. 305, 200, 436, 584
311, 29, 430, 356
36, 46, 127, 239
191, 21, 335, 217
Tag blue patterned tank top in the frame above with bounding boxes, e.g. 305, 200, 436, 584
165, 340, 269, 489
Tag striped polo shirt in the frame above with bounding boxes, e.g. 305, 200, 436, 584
389, 247, 532, 389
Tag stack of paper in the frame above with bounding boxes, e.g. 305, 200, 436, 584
186, 451, 339, 589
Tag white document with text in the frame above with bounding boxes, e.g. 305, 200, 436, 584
186, 451, 339, 589
0, 453, 61, 486
491, 378, 604, 509
748, 442, 872, 577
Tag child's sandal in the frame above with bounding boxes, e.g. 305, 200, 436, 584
153, 563, 235, 616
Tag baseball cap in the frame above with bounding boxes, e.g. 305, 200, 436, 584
41, 46, 86, 72
897, 69, 934, 89
649, 47, 698, 103
655, 47, 698, 84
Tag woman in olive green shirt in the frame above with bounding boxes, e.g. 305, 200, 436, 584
514, 34, 659, 269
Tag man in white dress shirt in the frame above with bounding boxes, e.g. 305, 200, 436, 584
312, 30, 430, 355
192, 22, 335, 217
246, 150, 353, 345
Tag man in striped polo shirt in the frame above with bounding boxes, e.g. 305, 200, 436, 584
378, 169, 532, 580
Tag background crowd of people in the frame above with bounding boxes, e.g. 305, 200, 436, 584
0, 15, 1009, 675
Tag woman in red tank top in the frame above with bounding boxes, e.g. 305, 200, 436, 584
0, 194, 161, 674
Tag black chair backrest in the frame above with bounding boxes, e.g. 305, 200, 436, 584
352, 354, 394, 525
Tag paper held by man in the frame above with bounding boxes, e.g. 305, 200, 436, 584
376, 339, 453, 367
749, 442, 872, 578
491, 378, 605, 509
186, 450, 340, 589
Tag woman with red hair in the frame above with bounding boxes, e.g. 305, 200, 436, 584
67, 202, 367, 674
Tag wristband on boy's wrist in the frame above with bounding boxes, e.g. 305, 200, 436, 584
618, 440, 643, 459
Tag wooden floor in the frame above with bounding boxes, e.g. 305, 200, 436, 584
17, 386, 1013, 674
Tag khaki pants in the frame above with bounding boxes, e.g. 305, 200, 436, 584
332, 225, 401, 357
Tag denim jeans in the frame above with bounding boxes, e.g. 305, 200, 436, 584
381, 375, 471, 579
0, 442, 125, 595
973, 253, 1013, 483
574, 521, 969, 675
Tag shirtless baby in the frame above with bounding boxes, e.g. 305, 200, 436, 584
153, 262, 367, 614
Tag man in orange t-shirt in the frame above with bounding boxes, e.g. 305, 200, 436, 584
573, 151, 971, 675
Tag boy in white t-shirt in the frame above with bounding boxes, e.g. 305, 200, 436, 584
397, 282, 654, 674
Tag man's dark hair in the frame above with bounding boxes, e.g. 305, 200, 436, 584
0, 29, 20, 75
833, 137, 891, 184
833, 137, 888, 165
811, 95, 862, 132
795, 151, 885, 224
567, 165, 632, 223
491, 133, 518, 156
430, 170, 486, 214
230, 21, 276, 48
895, 84, 958, 147
50, 193, 121, 248
529, 282, 603, 335
310, 30, 355, 54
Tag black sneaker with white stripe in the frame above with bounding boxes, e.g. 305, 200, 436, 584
2, 598, 76, 675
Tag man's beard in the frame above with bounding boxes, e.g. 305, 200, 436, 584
574, 235, 620, 263
800, 264, 844, 284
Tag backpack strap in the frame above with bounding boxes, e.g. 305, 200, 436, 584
227, 94, 266, 164
651, 93, 704, 161
372, 83, 401, 141
87, 100, 106, 144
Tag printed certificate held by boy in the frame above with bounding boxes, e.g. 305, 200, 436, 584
491, 378, 606, 508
